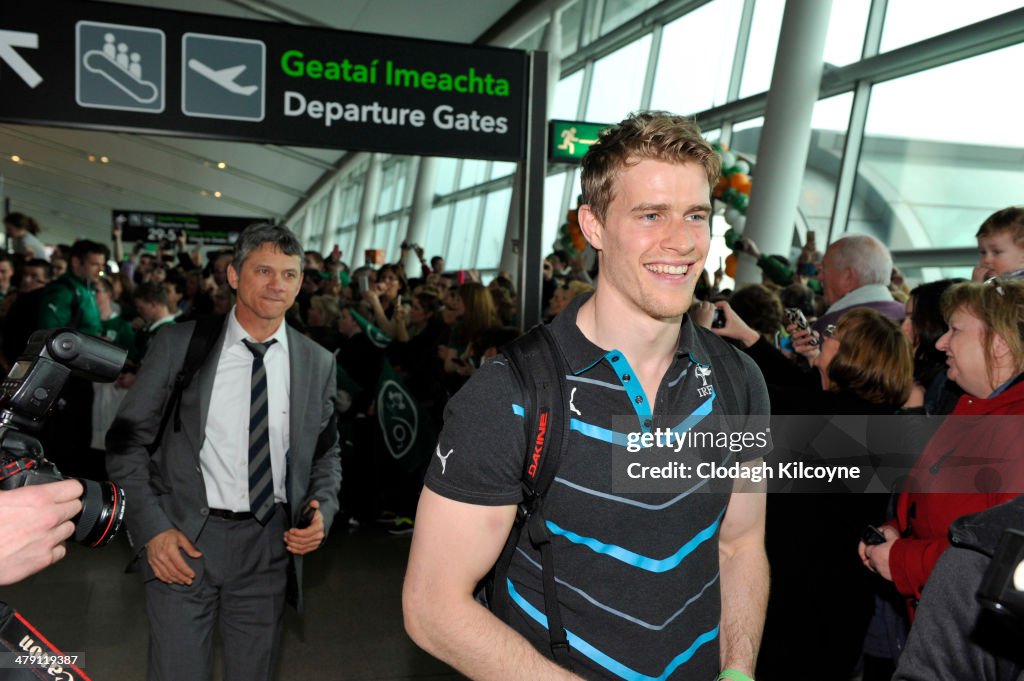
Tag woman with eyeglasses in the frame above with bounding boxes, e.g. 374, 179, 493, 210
860, 279, 1024, 621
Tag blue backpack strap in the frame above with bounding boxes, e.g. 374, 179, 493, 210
488, 324, 573, 669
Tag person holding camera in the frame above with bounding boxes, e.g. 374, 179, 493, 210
107, 223, 342, 681
0, 480, 83, 585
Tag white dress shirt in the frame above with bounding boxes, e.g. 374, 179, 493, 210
199, 306, 290, 512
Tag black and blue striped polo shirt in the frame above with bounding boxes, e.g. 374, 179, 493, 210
426, 293, 771, 680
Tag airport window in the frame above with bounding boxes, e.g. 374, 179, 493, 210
585, 35, 652, 123
434, 157, 459, 195
423, 205, 451, 264
855, 43, 1024, 249
649, 0, 743, 116
880, 0, 1022, 53
803, 92, 853, 235
822, 0, 870, 66
458, 159, 490, 191
370, 217, 399, 258
489, 161, 517, 180
738, 0, 784, 99
551, 71, 585, 121
599, 0, 659, 36
560, 1, 585, 55
739, 0, 869, 99
447, 197, 484, 270
378, 164, 397, 214
335, 226, 356, 263
478, 187, 513, 270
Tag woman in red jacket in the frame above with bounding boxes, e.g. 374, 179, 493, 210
860, 278, 1024, 617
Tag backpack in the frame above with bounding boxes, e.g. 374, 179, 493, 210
480, 324, 574, 670
146, 314, 226, 455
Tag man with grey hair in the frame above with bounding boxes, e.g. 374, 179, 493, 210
812, 233, 905, 334
108, 222, 342, 681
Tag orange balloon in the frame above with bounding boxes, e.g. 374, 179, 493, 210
729, 172, 752, 195
725, 254, 738, 278
714, 175, 730, 198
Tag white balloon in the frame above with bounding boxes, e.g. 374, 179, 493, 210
725, 207, 741, 225
734, 159, 750, 175
730, 214, 746, 232
721, 151, 737, 169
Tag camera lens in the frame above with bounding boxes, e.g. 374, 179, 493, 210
74, 479, 126, 547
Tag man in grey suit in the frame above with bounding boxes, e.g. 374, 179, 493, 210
107, 223, 341, 681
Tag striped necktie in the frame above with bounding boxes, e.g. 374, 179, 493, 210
242, 338, 277, 525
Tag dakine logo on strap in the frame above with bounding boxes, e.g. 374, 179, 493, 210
527, 410, 549, 479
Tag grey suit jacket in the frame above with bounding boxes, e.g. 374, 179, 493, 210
106, 318, 342, 609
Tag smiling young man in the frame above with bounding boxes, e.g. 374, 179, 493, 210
404, 112, 770, 680
107, 223, 341, 681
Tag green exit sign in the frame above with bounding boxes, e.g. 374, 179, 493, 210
549, 120, 611, 163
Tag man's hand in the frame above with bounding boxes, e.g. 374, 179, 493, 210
283, 499, 324, 555
0, 481, 83, 585
146, 528, 202, 585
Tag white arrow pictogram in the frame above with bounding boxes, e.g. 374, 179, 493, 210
0, 30, 42, 88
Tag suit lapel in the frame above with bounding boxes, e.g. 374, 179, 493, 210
190, 324, 228, 457
287, 326, 312, 467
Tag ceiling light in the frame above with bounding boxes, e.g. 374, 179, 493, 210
87, 154, 97, 162
217, 161, 226, 169
10, 155, 22, 163
99, 156, 110, 163
213, 191, 222, 198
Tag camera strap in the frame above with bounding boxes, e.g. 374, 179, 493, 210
146, 315, 226, 455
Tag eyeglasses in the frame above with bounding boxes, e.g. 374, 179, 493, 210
823, 324, 838, 339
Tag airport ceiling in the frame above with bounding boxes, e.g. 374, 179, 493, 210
1, 0, 525, 244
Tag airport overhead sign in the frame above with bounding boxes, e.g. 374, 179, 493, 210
0, 1, 530, 160
112, 209, 262, 246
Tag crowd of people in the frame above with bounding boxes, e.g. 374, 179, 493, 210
2, 144, 1023, 679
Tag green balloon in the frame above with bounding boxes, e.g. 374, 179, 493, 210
724, 228, 740, 249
